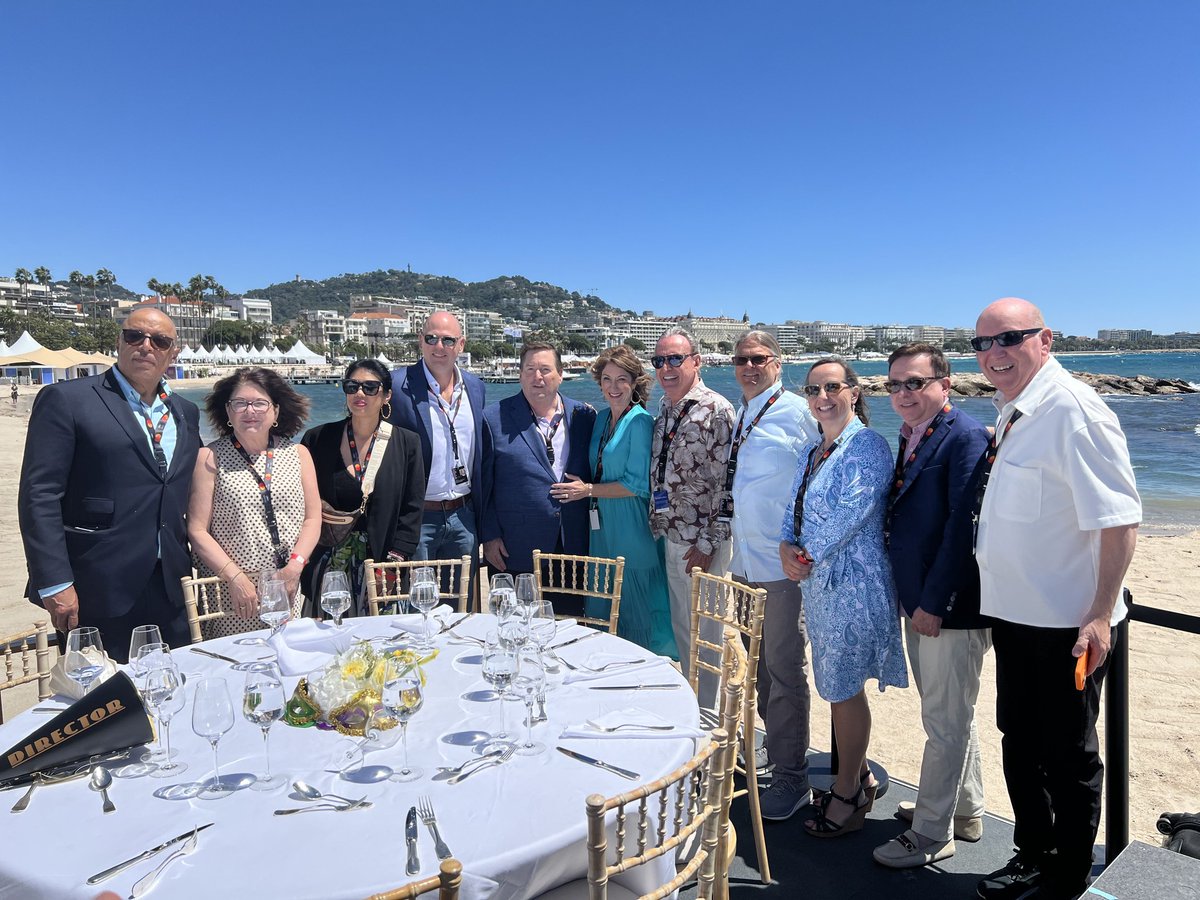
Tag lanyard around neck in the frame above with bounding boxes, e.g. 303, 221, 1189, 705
137, 383, 171, 477
231, 435, 288, 568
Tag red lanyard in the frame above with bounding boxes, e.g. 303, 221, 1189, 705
792, 438, 840, 538
138, 383, 171, 477
345, 419, 377, 484
892, 403, 952, 495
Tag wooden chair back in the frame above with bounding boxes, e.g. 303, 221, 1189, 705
585, 728, 732, 900
363, 556, 473, 616
0, 622, 54, 724
365, 858, 463, 900
181, 574, 228, 644
532, 550, 625, 633
714, 635, 748, 900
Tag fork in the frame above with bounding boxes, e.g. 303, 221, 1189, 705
557, 657, 645, 673
417, 796, 453, 860
447, 745, 515, 784
129, 828, 198, 897
593, 723, 676, 733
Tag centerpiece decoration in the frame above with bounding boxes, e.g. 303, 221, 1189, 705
284, 641, 437, 736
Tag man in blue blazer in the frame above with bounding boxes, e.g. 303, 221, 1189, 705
18, 308, 202, 661
873, 342, 992, 870
389, 310, 487, 561
480, 341, 595, 600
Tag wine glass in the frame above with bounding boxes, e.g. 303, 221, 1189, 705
243, 665, 286, 791
191, 677, 236, 798
137, 643, 178, 762
529, 600, 557, 660
488, 587, 518, 621
321, 570, 352, 628
498, 616, 529, 652
382, 666, 424, 782
235, 577, 290, 646
480, 635, 518, 751
410, 581, 440, 649
513, 650, 547, 756
65, 627, 105, 694
490, 573, 515, 594
146, 666, 188, 778
128, 625, 162, 675
515, 573, 538, 618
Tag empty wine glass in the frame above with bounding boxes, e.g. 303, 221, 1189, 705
128, 625, 162, 673
529, 600, 557, 657
137, 644, 179, 763
236, 577, 290, 646
321, 570, 352, 628
498, 616, 529, 652
382, 666, 424, 782
65, 627, 105, 694
480, 635, 518, 752
146, 666, 188, 778
191, 677, 236, 798
515, 573, 538, 617
488, 587, 518, 621
513, 650, 547, 756
490, 572, 515, 594
410, 581, 440, 648
243, 665, 286, 791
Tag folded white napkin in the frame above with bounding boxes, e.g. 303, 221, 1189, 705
268, 618, 355, 676
388, 604, 454, 636
560, 651, 671, 685
560, 707, 704, 740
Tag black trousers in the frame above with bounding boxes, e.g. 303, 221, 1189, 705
992, 619, 1113, 894
70, 561, 192, 664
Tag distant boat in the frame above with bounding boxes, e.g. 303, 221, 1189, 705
480, 369, 520, 383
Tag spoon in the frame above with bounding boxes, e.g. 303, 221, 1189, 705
89, 767, 116, 814
292, 780, 363, 807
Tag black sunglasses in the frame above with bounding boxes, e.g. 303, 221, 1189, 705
423, 334, 459, 348
121, 328, 175, 351
651, 353, 696, 370
802, 381, 849, 397
342, 379, 383, 396
883, 375, 942, 394
732, 354, 776, 367
970, 328, 1043, 353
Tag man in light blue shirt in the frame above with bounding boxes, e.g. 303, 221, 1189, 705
727, 330, 820, 821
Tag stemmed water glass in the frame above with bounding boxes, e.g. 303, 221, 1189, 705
480, 635, 518, 752
65, 627, 105, 694
235, 577, 290, 646
136, 643, 178, 763
490, 573, 515, 594
128, 625, 162, 674
529, 600, 557, 661
410, 580, 440, 649
191, 677, 236, 798
243, 664, 286, 791
382, 665, 424, 782
515, 573, 538, 618
321, 570, 352, 628
146, 665, 188, 778
488, 588, 518, 621
513, 649, 547, 756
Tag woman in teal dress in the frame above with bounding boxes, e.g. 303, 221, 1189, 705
570, 346, 676, 658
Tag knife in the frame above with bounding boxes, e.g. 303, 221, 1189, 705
587, 684, 681, 691
188, 647, 239, 664
405, 806, 420, 875
86, 823, 215, 884
556, 746, 640, 781
549, 631, 601, 651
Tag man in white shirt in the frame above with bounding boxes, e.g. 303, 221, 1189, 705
972, 298, 1140, 900
727, 330, 819, 821
390, 311, 487, 562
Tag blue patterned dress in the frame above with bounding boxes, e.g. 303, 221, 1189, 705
780, 418, 908, 703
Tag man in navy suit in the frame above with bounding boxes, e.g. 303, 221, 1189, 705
873, 342, 991, 870
389, 310, 487, 562
18, 308, 202, 661
480, 341, 595, 606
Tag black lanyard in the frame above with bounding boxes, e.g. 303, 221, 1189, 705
592, 403, 633, 507
891, 403, 952, 497
655, 399, 698, 488
137, 383, 171, 477
232, 435, 288, 568
345, 419, 377, 485
792, 438, 840, 538
971, 408, 1025, 549
723, 387, 783, 494
534, 405, 564, 466
427, 378, 465, 466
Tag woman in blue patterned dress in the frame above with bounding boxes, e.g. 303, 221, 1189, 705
779, 357, 908, 838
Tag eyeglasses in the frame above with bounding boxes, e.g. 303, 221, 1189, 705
802, 381, 849, 397
227, 399, 272, 413
970, 328, 1044, 353
883, 375, 942, 394
423, 334, 459, 348
121, 328, 175, 351
651, 353, 696, 369
342, 379, 383, 396
732, 354, 776, 367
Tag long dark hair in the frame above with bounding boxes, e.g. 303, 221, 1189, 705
807, 356, 869, 426
206, 367, 311, 438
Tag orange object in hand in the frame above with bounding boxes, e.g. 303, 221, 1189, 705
1074, 649, 1089, 691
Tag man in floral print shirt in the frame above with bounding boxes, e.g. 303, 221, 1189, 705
649, 326, 734, 683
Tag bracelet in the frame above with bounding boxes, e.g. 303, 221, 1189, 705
216, 560, 237, 580
289, 552, 306, 566
587, 483, 593, 497
232, 570, 251, 585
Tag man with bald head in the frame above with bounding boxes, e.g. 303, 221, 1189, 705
971, 298, 1140, 900
18, 307, 202, 660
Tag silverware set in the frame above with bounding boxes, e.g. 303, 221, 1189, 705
440, 744, 517, 784
557, 656, 645, 673
86, 823, 214, 887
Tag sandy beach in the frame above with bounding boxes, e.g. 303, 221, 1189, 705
0, 401, 1196, 848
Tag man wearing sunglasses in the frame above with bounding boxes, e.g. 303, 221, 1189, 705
18, 308, 202, 661
972, 298, 1140, 900
873, 343, 991, 870
389, 311, 487, 563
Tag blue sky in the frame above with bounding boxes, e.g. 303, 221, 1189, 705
3, 1, 1196, 336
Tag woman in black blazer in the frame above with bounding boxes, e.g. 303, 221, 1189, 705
300, 359, 426, 617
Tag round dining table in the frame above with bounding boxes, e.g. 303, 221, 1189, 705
0, 613, 702, 900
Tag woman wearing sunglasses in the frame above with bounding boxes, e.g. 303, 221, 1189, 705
299, 359, 425, 615
779, 357, 908, 838
188, 368, 322, 636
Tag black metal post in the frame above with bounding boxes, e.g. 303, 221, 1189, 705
1104, 593, 1131, 863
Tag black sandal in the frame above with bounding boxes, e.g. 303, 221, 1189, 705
803, 786, 870, 838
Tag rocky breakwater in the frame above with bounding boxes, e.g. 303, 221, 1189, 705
858, 372, 1199, 398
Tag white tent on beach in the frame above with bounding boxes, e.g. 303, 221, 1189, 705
284, 340, 326, 365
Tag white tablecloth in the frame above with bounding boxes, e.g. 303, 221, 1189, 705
0, 615, 700, 900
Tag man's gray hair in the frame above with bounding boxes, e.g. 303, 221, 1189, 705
734, 329, 782, 357
658, 325, 698, 354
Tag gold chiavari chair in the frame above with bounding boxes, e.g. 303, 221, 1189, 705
714, 634, 748, 900
365, 858, 463, 900
363, 556, 473, 616
687, 569, 770, 884
532, 550, 625, 633
0, 621, 53, 724
181, 574, 229, 644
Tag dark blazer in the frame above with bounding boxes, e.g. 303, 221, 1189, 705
388, 362, 487, 496
479, 392, 596, 574
886, 406, 990, 629
17, 369, 201, 619
300, 419, 427, 562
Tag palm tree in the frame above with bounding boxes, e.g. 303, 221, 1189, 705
13, 268, 31, 297
33, 266, 51, 290
95, 268, 115, 299
70, 270, 85, 298
147, 278, 163, 296
84, 274, 97, 300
